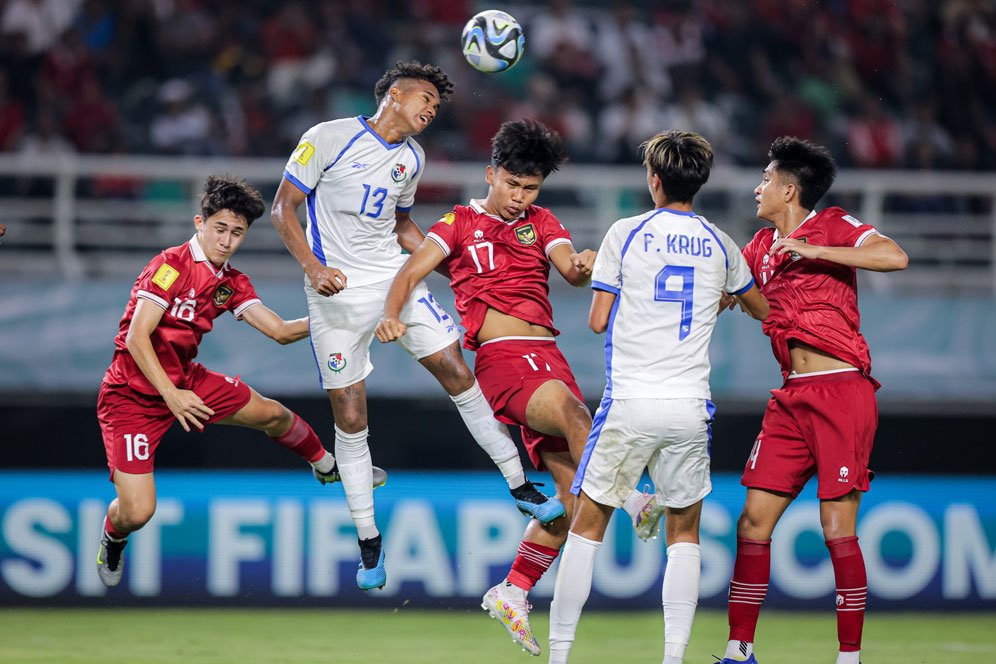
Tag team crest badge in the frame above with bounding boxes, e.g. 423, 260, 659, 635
213, 284, 234, 307
789, 237, 807, 261
514, 224, 536, 246
391, 163, 407, 183
328, 353, 347, 373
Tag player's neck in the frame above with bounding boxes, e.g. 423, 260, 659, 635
655, 198, 692, 213
365, 111, 409, 145
772, 205, 810, 237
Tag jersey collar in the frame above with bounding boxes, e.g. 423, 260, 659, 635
773, 209, 817, 240
469, 198, 527, 224
357, 116, 405, 150
189, 234, 229, 278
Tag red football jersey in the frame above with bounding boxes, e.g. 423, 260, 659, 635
103, 235, 261, 395
742, 206, 879, 382
426, 200, 573, 349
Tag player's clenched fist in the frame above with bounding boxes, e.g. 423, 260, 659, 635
306, 264, 347, 296
374, 317, 408, 343
570, 249, 597, 275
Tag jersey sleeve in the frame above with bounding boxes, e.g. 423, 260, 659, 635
282, 124, 338, 195
229, 274, 262, 320
591, 222, 624, 294
396, 140, 426, 212
824, 208, 879, 247
135, 252, 185, 310
718, 229, 755, 295
425, 209, 460, 257
540, 210, 572, 256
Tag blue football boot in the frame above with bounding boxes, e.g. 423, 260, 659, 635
510, 480, 566, 524
717, 655, 759, 664
356, 535, 386, 591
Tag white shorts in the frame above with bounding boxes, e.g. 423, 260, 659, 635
306, 278, 460, 389
573, 397, 714, 509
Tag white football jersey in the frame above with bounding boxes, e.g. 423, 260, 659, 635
591, 207, 754, 400
283, 116, 426, 287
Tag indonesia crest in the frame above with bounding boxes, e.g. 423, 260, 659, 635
212, 284, 234, 307
514, 224, 536, 245
328, 352, 347, 373
391, 163, 407, 183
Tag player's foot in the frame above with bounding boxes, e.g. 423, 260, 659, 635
96, 533, 127, 587
356, 535, 386, 590
481, 581, 541, 656
632, 486, 666, 541
510, 480, 566, 524
313, 463, 388, 489
715, 655, 759, 664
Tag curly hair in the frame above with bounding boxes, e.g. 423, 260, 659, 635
491, 119, 567, 178
200, 175, 266, 226
640, 130, 714, 204
768, 136, 838, 210
374, 61, 454, 104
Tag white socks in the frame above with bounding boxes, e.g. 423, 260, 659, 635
724, 640, 753, 661
836, 651, 860, 664
334, 425, 378, 541
662, 542, 701, 664
548, 531, 601, 663
310, 450, 336, 474
450, 382, 526, 489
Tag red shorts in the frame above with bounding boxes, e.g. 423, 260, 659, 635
474, 338, 578, 470
742, 371, 877, 499
97, 363, 252, 478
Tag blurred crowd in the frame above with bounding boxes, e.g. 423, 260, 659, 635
1, 0, 994, 170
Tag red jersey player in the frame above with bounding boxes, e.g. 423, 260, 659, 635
717, 137, 908, 664
95, 175, 385, 589
375, 120, 651, 656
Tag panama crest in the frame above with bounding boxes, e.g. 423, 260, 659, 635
514, 224, 536, 245
391, 163, 407, 183
328, 353, 347, 373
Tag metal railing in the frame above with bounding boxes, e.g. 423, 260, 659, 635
0, 155, 993, 294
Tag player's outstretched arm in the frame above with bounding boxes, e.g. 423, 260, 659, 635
271, 179, 347, 296
588, 290, 617, 333
239, 303, 309, 345
550, 244, 595, 287
734, 284, 769, 321
771, 234, 909, 272
125, 299, 215, 431
375, 238, 446, 343
393, 210, 426, 254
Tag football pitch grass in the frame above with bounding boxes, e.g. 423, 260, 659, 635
1, 608, 993, 663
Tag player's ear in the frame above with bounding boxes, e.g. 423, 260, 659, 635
193, 214, 204, 232
485, 165, 494, 186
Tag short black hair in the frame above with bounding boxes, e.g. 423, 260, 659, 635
640, 130, 713, 204
374, 61, 453, 104
200, 175, 265, 226
768, 136, 838, 210
491, 119, 567, 178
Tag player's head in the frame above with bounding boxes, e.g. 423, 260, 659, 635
762, 136, 837, 213
374, 61, 453, 135
640, 130, 713, 206
485, 119, 567, 221
194, 175, 266, 266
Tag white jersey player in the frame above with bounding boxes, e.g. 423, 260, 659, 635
270, 62, 563, 593
548, 131, 768, 664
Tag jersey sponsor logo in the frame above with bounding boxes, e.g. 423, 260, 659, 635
213, 284, 234, 307
473, 229, 484, 240
839, 465, 849, 482
350, 161, 370, 170
328, 352, 347, 373
292, 141, 315, 166
152, 263, 180, 290
514, 224, 536, 246
391, 163, 407, 183
439, 212, 456, 225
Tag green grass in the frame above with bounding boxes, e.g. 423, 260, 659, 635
1, 608, 993, 663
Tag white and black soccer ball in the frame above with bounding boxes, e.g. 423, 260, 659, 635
461, 10, 525, 73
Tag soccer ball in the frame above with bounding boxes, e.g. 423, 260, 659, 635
461, 10, 525, 73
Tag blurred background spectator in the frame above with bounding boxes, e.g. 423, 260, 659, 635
0, 0, 991, 170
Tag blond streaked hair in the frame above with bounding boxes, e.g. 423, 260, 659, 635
640, 130, 714, 204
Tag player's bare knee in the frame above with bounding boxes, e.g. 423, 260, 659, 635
737, 508, 771, 540
118, 501, 155, 531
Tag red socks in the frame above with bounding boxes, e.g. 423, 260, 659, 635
508, 541, 560, 591
271, 413, 326, 463
827, 536, 867, 652
727, 536, 771, 643
104, 515, 127, 540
